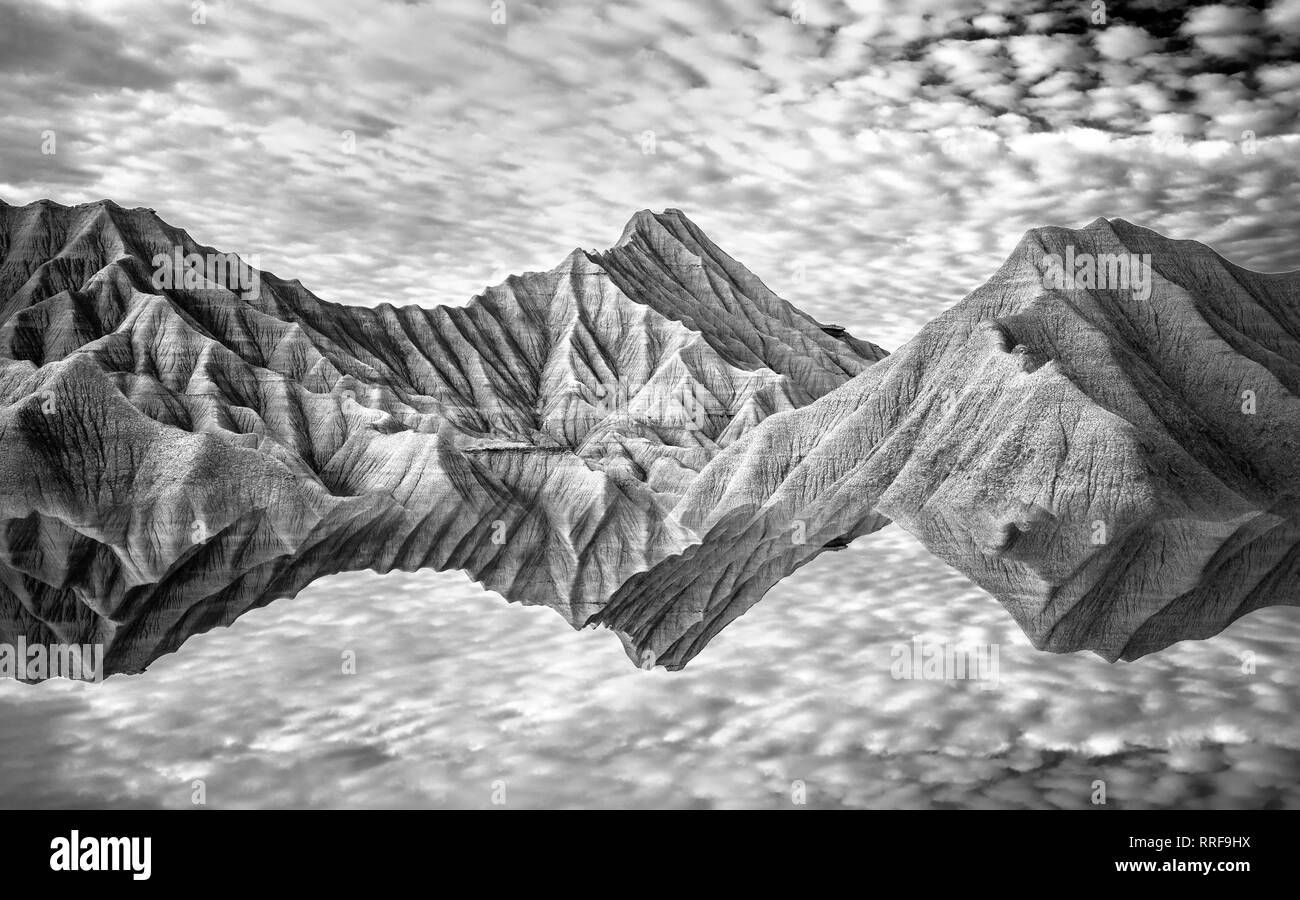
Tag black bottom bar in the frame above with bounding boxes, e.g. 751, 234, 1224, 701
1, 809, 1283, 888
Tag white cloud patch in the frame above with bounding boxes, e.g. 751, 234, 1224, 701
1093, 24, 1160, 60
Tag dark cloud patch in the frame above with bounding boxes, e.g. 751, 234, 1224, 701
190, 59, 242, 85
339, 111, 400, 140
0, 124, 100, 189
0, 1, 174, 92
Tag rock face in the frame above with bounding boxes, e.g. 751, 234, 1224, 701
0, 199, 883, 677
0, 200, 1296, 679
646, 218, 1300, 664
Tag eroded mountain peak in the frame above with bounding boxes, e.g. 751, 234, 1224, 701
0, 202, 1295, 679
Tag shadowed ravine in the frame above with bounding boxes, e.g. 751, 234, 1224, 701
0, 199, 1296, 680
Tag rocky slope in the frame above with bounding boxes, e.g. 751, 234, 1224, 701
1, 201, 1296, 679
626, 217, 1300, 665
0, 199, 883, 677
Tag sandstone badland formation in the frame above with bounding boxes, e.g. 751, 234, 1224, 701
0, 199, 1295, 679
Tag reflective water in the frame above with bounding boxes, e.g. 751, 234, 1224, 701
3, 528, 1296, 809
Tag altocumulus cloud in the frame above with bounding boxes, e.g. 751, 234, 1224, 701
1, 0, 1297, 347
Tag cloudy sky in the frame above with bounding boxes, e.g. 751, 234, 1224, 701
2, 0, 1299, 349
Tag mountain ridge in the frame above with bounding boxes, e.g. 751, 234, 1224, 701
638, 214, 1300, 665
1, 199, 1296, 679
0, 198, 883, 678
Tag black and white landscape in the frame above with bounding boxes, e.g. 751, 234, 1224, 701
1, 198, 1297, 679
1, 0, 1298, 813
